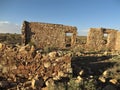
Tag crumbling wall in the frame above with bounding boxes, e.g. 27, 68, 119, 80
21, 21, 77, 48
86, 28, 105, 50
105, 29, 117, 50
115, 32, 120, 50
86, 28, 118, 51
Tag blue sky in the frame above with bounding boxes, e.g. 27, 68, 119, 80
0, 0, 120, 35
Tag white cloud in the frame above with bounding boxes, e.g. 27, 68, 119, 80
0, 21, 21, 34
0, 21, 9, 24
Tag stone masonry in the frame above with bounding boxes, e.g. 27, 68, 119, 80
115, 32, 120, 50
21, 21, 77, 48
86, 28, 120, 51
21, 21, 120, 51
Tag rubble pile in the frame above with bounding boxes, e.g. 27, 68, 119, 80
0, 43, 72, 89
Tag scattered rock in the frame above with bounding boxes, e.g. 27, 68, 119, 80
19, 46, 26, 52
109, 79, 117, 85
58, 71, 64, 77
2, 66, 9, 73
30, 45, 35, 52
57, 51, 64, 57
75, 76, 83, 83
45, 78, 54, 87
102, 70, 109, 78
43, 61, 51, 68
79, 69, 84, 76
104, 51, 108, 55
76, 52, 82, 56
48, 51, 57, 58
99, 76, 106, 83
0, 43, 2, 49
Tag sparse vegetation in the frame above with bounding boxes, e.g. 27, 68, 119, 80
0, 33, 21, 45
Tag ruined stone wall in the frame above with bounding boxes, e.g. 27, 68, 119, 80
105, 29, 117, 50
115, 32, 120, 50
86, 28, 118, 51
22, 21, 77, 48
86, 28, 105, 50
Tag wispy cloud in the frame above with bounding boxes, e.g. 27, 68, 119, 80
0, 21, 21, 33
0, 21, 9, 24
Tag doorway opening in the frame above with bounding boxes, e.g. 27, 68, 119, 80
103, 33, 108, 44
65, 33, 73, 47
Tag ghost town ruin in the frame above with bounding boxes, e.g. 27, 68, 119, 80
21, 21, 77, 48
87, 28, 120, 51
22, 21, 120, 51
1, 21, 120, 90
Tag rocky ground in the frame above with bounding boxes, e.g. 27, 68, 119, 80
0, 43, 120, 90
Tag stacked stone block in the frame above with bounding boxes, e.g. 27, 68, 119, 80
86, 28, 118, 51
21, 21, 77, 48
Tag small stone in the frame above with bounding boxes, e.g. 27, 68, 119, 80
102, 70, 108, 77
43, 61, 51, 68
2, 67, 8, 73
79, 69, 84, 76
48, 51, 57, 58
104, 51, 108, 55
57, 51, 63, 57
75, 76, 83, 83
55, 57, 62, 62
58, 71, 64, 77
19, 46, 26, 52
89, 75, 93, 78
109, 79, 117, 84
76, 52, 82, 56
98, 76, 106, 83
45, 78, 54, 87
53, 76, 60, 80
30, 45, 35, 52
0, 43, 2, 49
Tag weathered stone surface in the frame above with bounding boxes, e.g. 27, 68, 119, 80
0, 43, 2, 49
0, 44, 72, 89
86, 28, 119, 51
109, 79, 118, 85
102, 70, 109, 78
21, 21, 77, 48
115, 32, 120, 50
98, 76, 106, 83
75, 76, 83, 83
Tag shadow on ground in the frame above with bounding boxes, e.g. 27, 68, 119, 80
71, 55, 116, 77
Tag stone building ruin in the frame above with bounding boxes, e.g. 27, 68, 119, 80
86, 28, 120, 51
21, 21, 120, 51
21, 21, 77, 48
